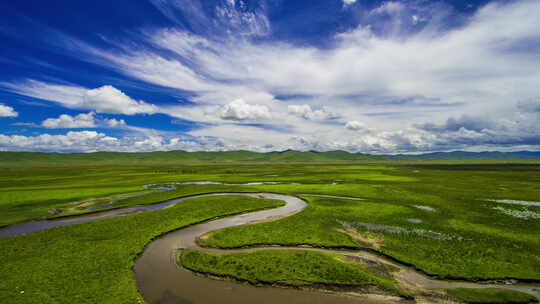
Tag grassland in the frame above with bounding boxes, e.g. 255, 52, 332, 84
0, 164, 272, 226
1, 158, 539, 302
0, 160, 420, 226
180, 249, 401, 295
0, 195, 284, 303
200, 194, 540, 280
446, 288, 538, 303
184, 163, 540, 281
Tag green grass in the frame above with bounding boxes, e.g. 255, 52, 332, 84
199, 197, 403, 248
202, 194, 540, 280
0, 195, 284, 304
0, 163, 286, 226
446, 288, 538, 303
0, 161, 414, 226
1, 160, 540, 302
180, 249, 402, 295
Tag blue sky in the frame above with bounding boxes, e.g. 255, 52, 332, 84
1, 0, 539, 153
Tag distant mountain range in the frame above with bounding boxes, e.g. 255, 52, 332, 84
388, 151, 540, 161
1, 150, 540, 164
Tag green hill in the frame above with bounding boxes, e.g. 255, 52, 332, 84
388, 151, 540, 161
0, 150, 380, 164
0, 150, 538, 165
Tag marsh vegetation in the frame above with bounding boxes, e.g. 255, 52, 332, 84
1, 160, 539, 303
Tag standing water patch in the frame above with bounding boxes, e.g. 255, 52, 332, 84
486, 199, 540, 207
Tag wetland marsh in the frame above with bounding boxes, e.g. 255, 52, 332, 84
1, 160, 539, 303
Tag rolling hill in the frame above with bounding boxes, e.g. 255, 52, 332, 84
1, 150, 539, 164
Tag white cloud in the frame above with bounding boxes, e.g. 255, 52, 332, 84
3, 0, 540, 153
42, 112, 96, 129
149, 0, 270, 37
220, 99, 271, 121
287, 105, 311, 117
2, 81, 158, 115
189, 124, 285, 147
82, 85, 158, 115
80, 0, 540, 129
105, 118, 126, 127
371, 2, 405, 15
343, 0, 357, 6
133, 136, 164, 150
1, 108, 539, 153
345, 120, 366, 131
40, 112, 128, 129
411, 15, 427, 25
288, 104, 339, 121
0, 104, 18, 117
0, 131, 234, 153
0, 131, 118, 153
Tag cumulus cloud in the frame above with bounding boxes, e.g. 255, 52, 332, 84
0, 104, 18, 117
414, 109, 540, 149
0, 131, 118, 153
40, 112, 127, 129
1, 111, 539, 153
2, 81, 158, 115
342, 0, 357, 6
288, 105, 339, 121
105, 118, 126, 127
82, 86, 158, 115
345, 121, 366, 131
0, 131, 236, 153
42, 112, 96, 129
220, 99, 271, 121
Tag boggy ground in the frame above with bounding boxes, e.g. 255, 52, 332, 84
0, 161, 539, 303
199, 193, 540, 281
0, 195, 285, 303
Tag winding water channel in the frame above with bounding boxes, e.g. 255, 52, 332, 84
1, 192, 539, 303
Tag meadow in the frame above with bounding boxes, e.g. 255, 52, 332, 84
200, 193, 540, 280
0, 157, 539, 303
0, 195, 284, 303
180, 249, 402, 295
445, 288, 538, 304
